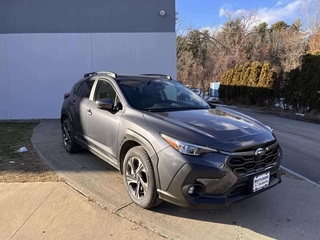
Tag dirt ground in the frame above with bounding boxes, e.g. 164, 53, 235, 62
0, 122, 61, 183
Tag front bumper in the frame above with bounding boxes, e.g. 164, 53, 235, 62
156, 145, 282, 209
157, 163, 281, 208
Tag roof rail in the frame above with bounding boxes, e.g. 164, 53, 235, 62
83, 71, 117, 78
141, 74, 172, 80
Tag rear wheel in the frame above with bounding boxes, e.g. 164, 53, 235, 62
62, 118, 81, 153
123, 146, 162, 209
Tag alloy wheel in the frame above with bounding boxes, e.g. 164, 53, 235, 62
125, 156, 148, 199
62, 122, 71, 149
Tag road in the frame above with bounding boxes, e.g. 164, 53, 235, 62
230, 106, 320, 185
32, 118, 320, 240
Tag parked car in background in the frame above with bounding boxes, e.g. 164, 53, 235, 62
206, 96, 221, 104
189, 87, 201, 96
61, 71, 282, 209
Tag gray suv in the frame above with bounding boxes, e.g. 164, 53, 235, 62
61, 71, 282, 209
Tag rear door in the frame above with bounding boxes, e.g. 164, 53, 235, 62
70, 79, 95, 138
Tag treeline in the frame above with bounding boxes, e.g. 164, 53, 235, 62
219, 61, 278, 106
177, 8, 320, 112
284, 54, 320, 111
218, 55, 320, 111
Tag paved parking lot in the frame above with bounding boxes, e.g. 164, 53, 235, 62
28, 119, 320, 240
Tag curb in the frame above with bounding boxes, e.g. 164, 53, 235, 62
280, 165, 320, 188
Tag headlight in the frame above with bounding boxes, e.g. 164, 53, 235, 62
161, 134, 218, 156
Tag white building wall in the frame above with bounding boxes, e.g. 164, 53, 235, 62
91, 33, 176, 75
0, 32, 176, 120
0, 35, 10, 119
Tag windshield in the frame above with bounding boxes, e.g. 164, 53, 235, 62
118, 78, 210, 111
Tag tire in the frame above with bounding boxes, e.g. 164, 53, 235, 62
123, 146, 162, 209
61, 118, 81, 153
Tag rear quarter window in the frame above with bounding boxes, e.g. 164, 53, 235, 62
73, 82, 81, 95
76, 80, 94, 98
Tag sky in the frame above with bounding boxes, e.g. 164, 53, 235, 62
176, 0, 304, 31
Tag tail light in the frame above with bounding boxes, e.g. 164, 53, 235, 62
64, 93, 70, 99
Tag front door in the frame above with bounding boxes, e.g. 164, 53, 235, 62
85, 79, 123, 164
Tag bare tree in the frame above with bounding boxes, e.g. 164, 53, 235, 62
215, 10, 260, 63
309, 30, 320, 53
269, 21, 307, 72
301, 0, 320, 35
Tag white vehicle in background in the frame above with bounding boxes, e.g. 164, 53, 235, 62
189, 87, 201, 96
206, 96, 220, 104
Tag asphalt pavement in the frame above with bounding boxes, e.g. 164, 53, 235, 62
1, 118, 320, 240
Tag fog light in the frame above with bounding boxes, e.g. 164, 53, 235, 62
188, 186, 195, 195
182, 184, 205, 198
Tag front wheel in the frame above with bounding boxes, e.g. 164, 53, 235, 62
123, 146, 162, 209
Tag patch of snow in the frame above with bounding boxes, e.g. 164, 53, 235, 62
16, 147, 28, 153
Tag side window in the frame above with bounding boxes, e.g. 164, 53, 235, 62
76, 80, 94, 98
94, 80, 116, 102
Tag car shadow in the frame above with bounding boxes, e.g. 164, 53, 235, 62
120, 177, 318, 239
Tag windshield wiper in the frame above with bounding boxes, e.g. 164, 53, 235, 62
172, 107, 209, 111
145, 106, 210, 112
147, 108, 176, 112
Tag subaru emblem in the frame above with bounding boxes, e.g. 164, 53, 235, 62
255, 148, 265, 157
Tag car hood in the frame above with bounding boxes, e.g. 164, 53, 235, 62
143, 107, 275, 152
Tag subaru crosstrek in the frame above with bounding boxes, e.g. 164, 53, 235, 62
60, 71, 282, 209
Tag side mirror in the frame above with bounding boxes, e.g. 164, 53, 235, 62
96, 98, 113, 110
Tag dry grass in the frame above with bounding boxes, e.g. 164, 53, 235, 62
247, 106, 320, 125
0, 122, 61, 183
279, 168, 303, 180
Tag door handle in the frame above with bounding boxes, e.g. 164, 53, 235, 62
87, 109, 92, 115
72, 100, 76, 105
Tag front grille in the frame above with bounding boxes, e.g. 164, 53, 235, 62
227, 142, 280, 177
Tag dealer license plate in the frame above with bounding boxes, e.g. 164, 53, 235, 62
253, 172, 270, 192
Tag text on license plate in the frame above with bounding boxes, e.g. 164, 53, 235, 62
253, 171, 270, 192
